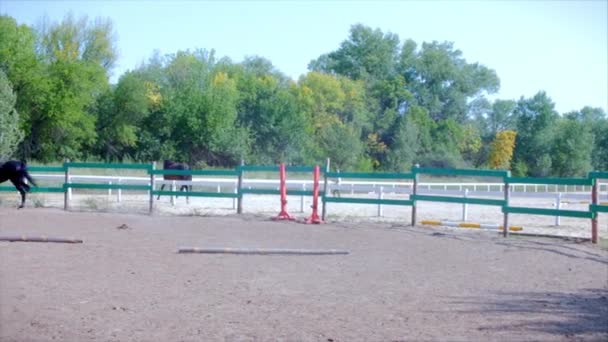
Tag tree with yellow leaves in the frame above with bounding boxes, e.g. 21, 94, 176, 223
488, 130, 517, 169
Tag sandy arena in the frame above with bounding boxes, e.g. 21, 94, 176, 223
0, 205, 607, 341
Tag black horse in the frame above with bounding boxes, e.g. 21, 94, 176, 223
156, 160, 192, 200
0, 160, 37, 208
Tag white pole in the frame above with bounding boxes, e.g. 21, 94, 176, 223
300, 183, 305, 213
108, 181, 112, 197
462, 188, 469, 221
68, 175, 72, 201
117, 178, 122, 203
555, 192, 561, 226
171, 180, 176, 206
378, 186, 384, 217
232, 186, 237, 210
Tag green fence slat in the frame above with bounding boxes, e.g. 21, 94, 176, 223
411, 194, 505, 206
65, 162, 152, 170
30, 187, 65, 193
65, 183, 150, 191
326, 172, 415, 179
238, 165, 279, 172
153, 190, 239, 198
240, 188, 281, 195
323, 197, 413, 206
507, 177, 592, 186
589, 171, 608, 180
28, 166, 66, 172
503, 206, 594, 218
414, 167, 509, 178
286, 190, 325, 196
0, 186, 64, 193
590, 204, 608, 213
285, 166, 315, 172
152, 169, 239, 176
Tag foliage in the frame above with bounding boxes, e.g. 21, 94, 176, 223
0, 70, 23, 160
1, 16, 606, 175
551, 119, 593, 177
512, 92, 559, 176
488, 130, 517, 170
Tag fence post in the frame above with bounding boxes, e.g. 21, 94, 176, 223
503, 181, 510, 238
237, 160, 244, 214
322, 158, 330, 221
411, 164, 419, 226
462, 188, 469, 221
149, 162, 155, 214
592, 178, 598, 244
63, 159, 70, 211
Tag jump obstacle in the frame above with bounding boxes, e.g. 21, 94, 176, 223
274, 162, 295, 220
271, 163, 322, 223
0, 235, 83, 243
178, 247, 348, 255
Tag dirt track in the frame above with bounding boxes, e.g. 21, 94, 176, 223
0, 208, 607, 341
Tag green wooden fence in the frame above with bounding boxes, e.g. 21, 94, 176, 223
2, 161, 607, 243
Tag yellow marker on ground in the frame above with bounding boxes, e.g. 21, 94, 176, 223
458, 222, 481, 228
421, 220, 442, 225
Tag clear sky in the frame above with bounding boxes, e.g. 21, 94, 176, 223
1, 0, 607, 114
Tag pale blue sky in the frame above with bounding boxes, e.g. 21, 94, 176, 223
1, 0, 607, 114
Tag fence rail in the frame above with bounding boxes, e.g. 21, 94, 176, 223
1, 162, 607, 243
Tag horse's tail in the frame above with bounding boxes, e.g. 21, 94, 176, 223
21, 163, 37, 187
24, 171, 37, 187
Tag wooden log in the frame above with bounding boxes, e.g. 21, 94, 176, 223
0, 235, 83, 243
178, 247, 348, 255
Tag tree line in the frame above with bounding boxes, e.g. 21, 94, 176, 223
1, 15, 606, 176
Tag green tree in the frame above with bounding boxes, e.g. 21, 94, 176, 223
94, 71, 152, 160
512, 91, 559, 176
296, 72, 368, 168
551, 119, 593, 177
232, 58, 310, 164
385, 114, 419, 171
4, 14, 118, 161
400, 41, 500, 122
161, 50, 250, 166
0, 70, 23, 160
0, 16, 48, 159
565, 106, 608, 171
308, 24, 400, 81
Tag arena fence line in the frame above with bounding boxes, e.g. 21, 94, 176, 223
2, 160, 607, 243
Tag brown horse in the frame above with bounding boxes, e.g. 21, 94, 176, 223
156, 160, 192, 200
0, 160, 37, 208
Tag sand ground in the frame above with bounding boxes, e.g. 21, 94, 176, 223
0, 206, 607, 341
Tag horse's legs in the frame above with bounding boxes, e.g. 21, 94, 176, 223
179, 185, 192, 203
178, 185, 188, 202
10, 179, 27, 208
157, 184, 166, 200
